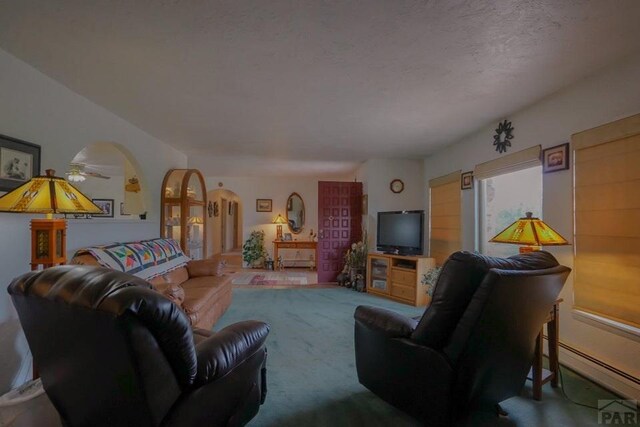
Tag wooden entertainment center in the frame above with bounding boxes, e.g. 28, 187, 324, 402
366, 253, 436, 306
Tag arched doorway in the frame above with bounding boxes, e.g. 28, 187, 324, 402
206, 189, 242, 262
67, 142, 148, 218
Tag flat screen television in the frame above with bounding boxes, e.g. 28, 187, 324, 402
376, 210, 424, 255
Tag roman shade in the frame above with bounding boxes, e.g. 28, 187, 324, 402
429, 171, 461, 265
572, 113, 640, 329
474, 145, 541, 180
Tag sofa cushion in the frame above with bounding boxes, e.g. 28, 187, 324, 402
411, 251, 559, 349
148, 268, 190, 287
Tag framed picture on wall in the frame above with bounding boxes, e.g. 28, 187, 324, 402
256, 198, 272, 212
461, 171, 474, 190
0, 133, 41, 192
119, 202, 130, 216
92, 199, 114, 218
542, 143, 570, 173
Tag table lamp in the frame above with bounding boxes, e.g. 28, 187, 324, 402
489, 212, 569, 253
273, 214, 287, 240
188, 216, 204, 244
0, 169, 103, 269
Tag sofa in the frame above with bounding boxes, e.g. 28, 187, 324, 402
71, 238, 232, 329
9, 265, 269, 427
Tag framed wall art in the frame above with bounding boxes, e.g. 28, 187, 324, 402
119, 202, 130, 216
256, 198, 272, 212
0, 133, 41, 192
461, 171, 474, 190
542, 143, 570, 173
92, 199, 114, 218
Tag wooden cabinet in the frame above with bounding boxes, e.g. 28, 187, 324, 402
366, 253, 436, 306
161, 169, 207, 259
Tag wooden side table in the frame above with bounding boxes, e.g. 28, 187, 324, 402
528, 299, 562, 400
273, 240, 317, 269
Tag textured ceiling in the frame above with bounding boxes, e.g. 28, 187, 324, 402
1, 1, 640, 176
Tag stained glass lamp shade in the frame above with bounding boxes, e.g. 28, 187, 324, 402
490, 212, 569, 253
0, 169, 102, 269
273, 214, 287, 240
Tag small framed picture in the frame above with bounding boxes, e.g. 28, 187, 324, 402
542, 143, 570, 173
119, 202, 130, 216
283, 233, 293, 241
461, 171, 474, 190
0, 133, 41, 192
92, 199, 114, 218
256, 198, 272, 212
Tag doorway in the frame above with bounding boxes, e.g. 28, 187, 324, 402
206, 189, 243, 261
317, 181, 363, 283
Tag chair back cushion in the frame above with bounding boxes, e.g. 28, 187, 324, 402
411, 251, 559, 349
8, 265, 197, 426
444, 264, 570, 408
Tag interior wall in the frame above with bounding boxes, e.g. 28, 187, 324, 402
0, 48, 187, 393
355, 158, 425, 250
202, 175, 352, 262
422, 52, 640, 398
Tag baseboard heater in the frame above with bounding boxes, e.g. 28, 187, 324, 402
544, 334, 640, 386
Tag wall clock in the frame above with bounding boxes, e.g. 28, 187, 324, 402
390, 179, 404, 194
493, 119, 514, 153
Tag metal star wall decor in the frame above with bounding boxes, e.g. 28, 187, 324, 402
493, 120, 514, 153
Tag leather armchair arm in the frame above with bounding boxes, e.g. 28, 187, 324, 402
186, 259, 220, 278
194, 321, 269, 386
354, 305, 417, 338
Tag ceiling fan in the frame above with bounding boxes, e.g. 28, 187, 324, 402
66, 162, 111, 182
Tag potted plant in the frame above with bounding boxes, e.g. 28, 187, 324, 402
344, 231, 368, 286
242, 230, 268, 268
421, 266, 442, 303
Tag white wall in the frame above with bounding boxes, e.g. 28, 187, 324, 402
422, 52, 640, 398
202, 175, 352, 262
0, 48, 187, 393
356, 158, 425, 251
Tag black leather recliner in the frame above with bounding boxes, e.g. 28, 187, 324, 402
8, 265, 269, 427
354, 251, 571, 426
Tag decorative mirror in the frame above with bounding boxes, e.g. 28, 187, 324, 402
286, 192, 305, 234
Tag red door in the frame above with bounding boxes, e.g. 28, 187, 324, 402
317, 181, 363, 283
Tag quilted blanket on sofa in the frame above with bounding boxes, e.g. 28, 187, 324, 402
74, 238, 191, 281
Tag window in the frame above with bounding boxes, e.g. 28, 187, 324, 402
429, 171, 461, 265
474, 146, 542, 257
573, 114, 640, 330
478, 166, 542, 257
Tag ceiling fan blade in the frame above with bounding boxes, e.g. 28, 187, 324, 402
83, 171, 111, 179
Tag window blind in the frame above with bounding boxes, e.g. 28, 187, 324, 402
474, 145, 541, 180
573, 114, 640, 329
429, 171, 461, 266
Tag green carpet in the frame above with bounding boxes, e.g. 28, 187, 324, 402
215, 288, 619, 427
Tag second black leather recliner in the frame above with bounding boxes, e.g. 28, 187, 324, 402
354, 251, 571, 426
8, 265, 269, 427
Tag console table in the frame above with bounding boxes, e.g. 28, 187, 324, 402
273, 240, 317, 269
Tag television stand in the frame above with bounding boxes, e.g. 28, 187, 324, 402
366, 253, 436, 306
